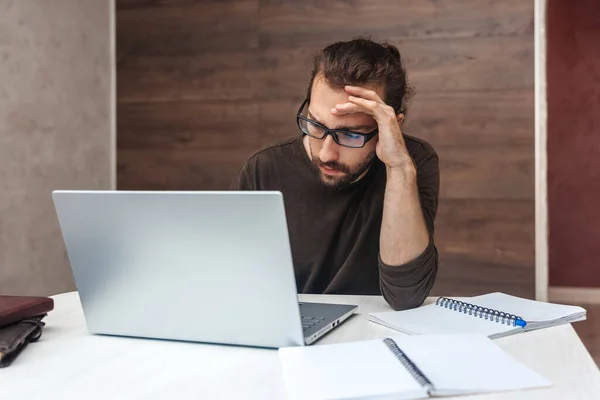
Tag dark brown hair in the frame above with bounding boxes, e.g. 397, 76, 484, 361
306, 37, 414, 116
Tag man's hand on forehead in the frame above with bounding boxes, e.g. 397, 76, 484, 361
330, 85, 390, 118
331, 85, 412, 172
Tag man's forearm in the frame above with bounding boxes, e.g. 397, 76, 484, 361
379, 166, 430, 266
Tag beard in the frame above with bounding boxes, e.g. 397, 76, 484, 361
309, 147, 376, 190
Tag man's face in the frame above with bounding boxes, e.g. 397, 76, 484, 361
303, 76, 380, 189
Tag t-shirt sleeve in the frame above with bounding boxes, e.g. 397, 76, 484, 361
378, 150, 440, 311
229, 157, 258, 191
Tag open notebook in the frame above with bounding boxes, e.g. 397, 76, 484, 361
369, 292, 586, 339
278, 334, 551, 400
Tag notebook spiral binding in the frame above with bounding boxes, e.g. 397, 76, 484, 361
435, 297, 527, 327
383, 338, 433, 392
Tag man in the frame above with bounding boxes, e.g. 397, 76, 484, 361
230, 38, 439, 311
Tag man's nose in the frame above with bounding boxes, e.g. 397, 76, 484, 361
318, 135, 340, 163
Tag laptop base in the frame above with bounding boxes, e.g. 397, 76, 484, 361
299, 302, 357, 345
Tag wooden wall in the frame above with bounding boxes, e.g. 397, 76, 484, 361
116, 0, 535, 298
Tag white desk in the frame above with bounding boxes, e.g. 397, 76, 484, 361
3, 292, 600, 399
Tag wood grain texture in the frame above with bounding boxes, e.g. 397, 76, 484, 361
118, 100, 257, 150
431, 200, 534, 298
118, 148, 255, 190
437, 144, 533, 200
116, 0, 260, 192
116, 0, 535, 297
403, 91, 534, 147
118, 53, 260, 103
258, 0, 533, 41
116, 0, 258, 58
256, 35, 533, 98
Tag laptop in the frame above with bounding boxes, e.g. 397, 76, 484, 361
52, 190, 357, 348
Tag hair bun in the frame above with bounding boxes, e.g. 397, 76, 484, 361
383, 43, 401, 63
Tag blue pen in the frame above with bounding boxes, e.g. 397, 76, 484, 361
515, 318, 527, 328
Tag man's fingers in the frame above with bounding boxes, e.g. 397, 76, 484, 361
347, 96, 378, 112
347, 96, 396, 123
344, 85, 382, 103
331, 102, 370, 116
332, 94, 397, 127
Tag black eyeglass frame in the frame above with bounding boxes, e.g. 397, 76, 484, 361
296, 99, 378, 148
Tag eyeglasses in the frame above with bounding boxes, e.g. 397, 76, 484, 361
296, 99, 378, 148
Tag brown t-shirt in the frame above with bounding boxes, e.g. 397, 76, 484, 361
229, 134, 439, 310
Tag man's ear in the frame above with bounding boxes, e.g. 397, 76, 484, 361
396, 113, 405, 126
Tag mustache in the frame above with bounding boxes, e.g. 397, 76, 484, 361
314, 159, 350, 174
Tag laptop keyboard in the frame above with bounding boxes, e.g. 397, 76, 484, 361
301, 315, 326, 331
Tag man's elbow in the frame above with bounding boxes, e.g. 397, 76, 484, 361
381, 287, 430, 311
379, 253, 438, 311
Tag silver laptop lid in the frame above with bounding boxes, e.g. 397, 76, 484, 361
52, 190, 305, 348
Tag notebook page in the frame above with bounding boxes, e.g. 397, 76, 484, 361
278, 339, 427, 400
370, 303, 516, 337
467, 292, 586, 324
392, 334, 552, 395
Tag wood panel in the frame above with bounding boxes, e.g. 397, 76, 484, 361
118, 148, 254, 190
116, 0, 535, 298
437, 144, 533, 200
117, 0, 258, 58
258, 0, 533, 41
116, 0, 260, 191
118, 53, 260, 103
432, 199, 534, 298
403, 91, 534, 147
118, 100, 257, 150
256, 35, 533, 98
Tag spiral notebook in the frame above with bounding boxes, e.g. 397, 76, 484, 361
369, 292, 587, 339
278, 334, 551, 400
